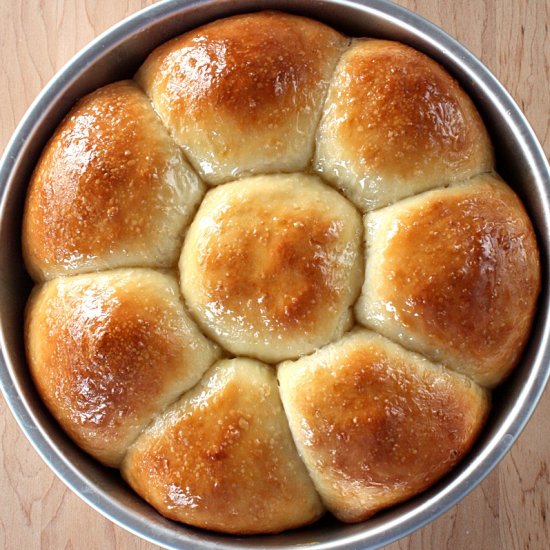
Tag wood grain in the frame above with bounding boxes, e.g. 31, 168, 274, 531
1, 1, 548, 549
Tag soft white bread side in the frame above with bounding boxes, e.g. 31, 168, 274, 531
136, 11, 348, 184
179, 173, 364, 363
355, 174, 540, 387
278, 329, 490, 522
25, 269, 220, 467
23, 80, 204, 282
122, 358, 325, 534
314, 39, 494, 212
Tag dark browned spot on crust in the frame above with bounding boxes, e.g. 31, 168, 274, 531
383, 183, 540, 370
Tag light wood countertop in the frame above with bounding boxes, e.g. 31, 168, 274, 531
1, 1, 549, 548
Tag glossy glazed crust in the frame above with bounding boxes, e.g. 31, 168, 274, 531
122, 359, 325, 534
179, 173, 364, 362
136, 11, 348, 184
25, 269, 220, 467
314, 39, 494, 211
355, 174, 541, 387
22, 80, 204, 282
278, 329, 490, 522
20, 10, 542, 536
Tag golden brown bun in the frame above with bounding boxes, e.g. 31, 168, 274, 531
22, 80, 204, 281
179, 173, 364, 362
122, 358, 325, 534
136, 11, 348, 184
25, 269, 220, 467
355, 174, 541, 387
21, 10, 542, 537
314, 39, 494, 211
278, 329, 490, 522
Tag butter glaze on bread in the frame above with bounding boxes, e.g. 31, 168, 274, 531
21, 10, 541, 537
122, 358, 325, 534
23, 81, 204, 281
355, 174, 540, 387
315, 39, 494, 211
136, 11, 348, 184
25, 269, 220, 467
179, 173, 363, 362
278, 330, 490, 522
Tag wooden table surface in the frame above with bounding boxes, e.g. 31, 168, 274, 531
1, 1, 549, 549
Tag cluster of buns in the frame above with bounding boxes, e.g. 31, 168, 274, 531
23, 11, 540, 535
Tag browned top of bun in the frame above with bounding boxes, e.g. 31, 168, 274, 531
23, 80, 201, 281
278, 330, 490, 522
139, 11, 344, 128
122, 359, 324, 534
331, 39, 491, 174
196, 197, 352, 330
179, 174, 363, 362
136, 11, 348, 183
314, 39, 494, 210
377, 176, 540, 386
201, 213, 339, 328
25, 269, 219, 467
300, 347, 479, 480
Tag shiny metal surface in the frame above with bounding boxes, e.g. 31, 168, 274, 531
0, 0, 549, 549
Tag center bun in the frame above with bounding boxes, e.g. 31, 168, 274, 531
179, 173, 364, 363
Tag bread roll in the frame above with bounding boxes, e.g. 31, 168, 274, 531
122, 358, 325, 534
20, 9, 542, 537
278, 329, 490, 522
23, 80, 204, 281
355, 174, 540, 387
314, 39, 494, 211
136, 11, 348, 184
179, 173, 364, 362
25, 269, 220, 467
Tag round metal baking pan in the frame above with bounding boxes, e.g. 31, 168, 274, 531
1, 0, 549, 548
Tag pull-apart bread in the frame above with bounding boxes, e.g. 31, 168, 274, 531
23, 11, 540, 535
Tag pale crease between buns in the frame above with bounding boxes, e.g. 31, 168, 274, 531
22, 80, 204, 282
25, 269, 220, 467
277, 329, 490, 522
314, 39, 494, 211
179, 173, 364, 363
20, 9, 542, 537
355, 173, 540, 387
135, 11, 348, 184
122, 358, 325, 534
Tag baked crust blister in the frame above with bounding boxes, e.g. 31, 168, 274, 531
22, 10, 540, 535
